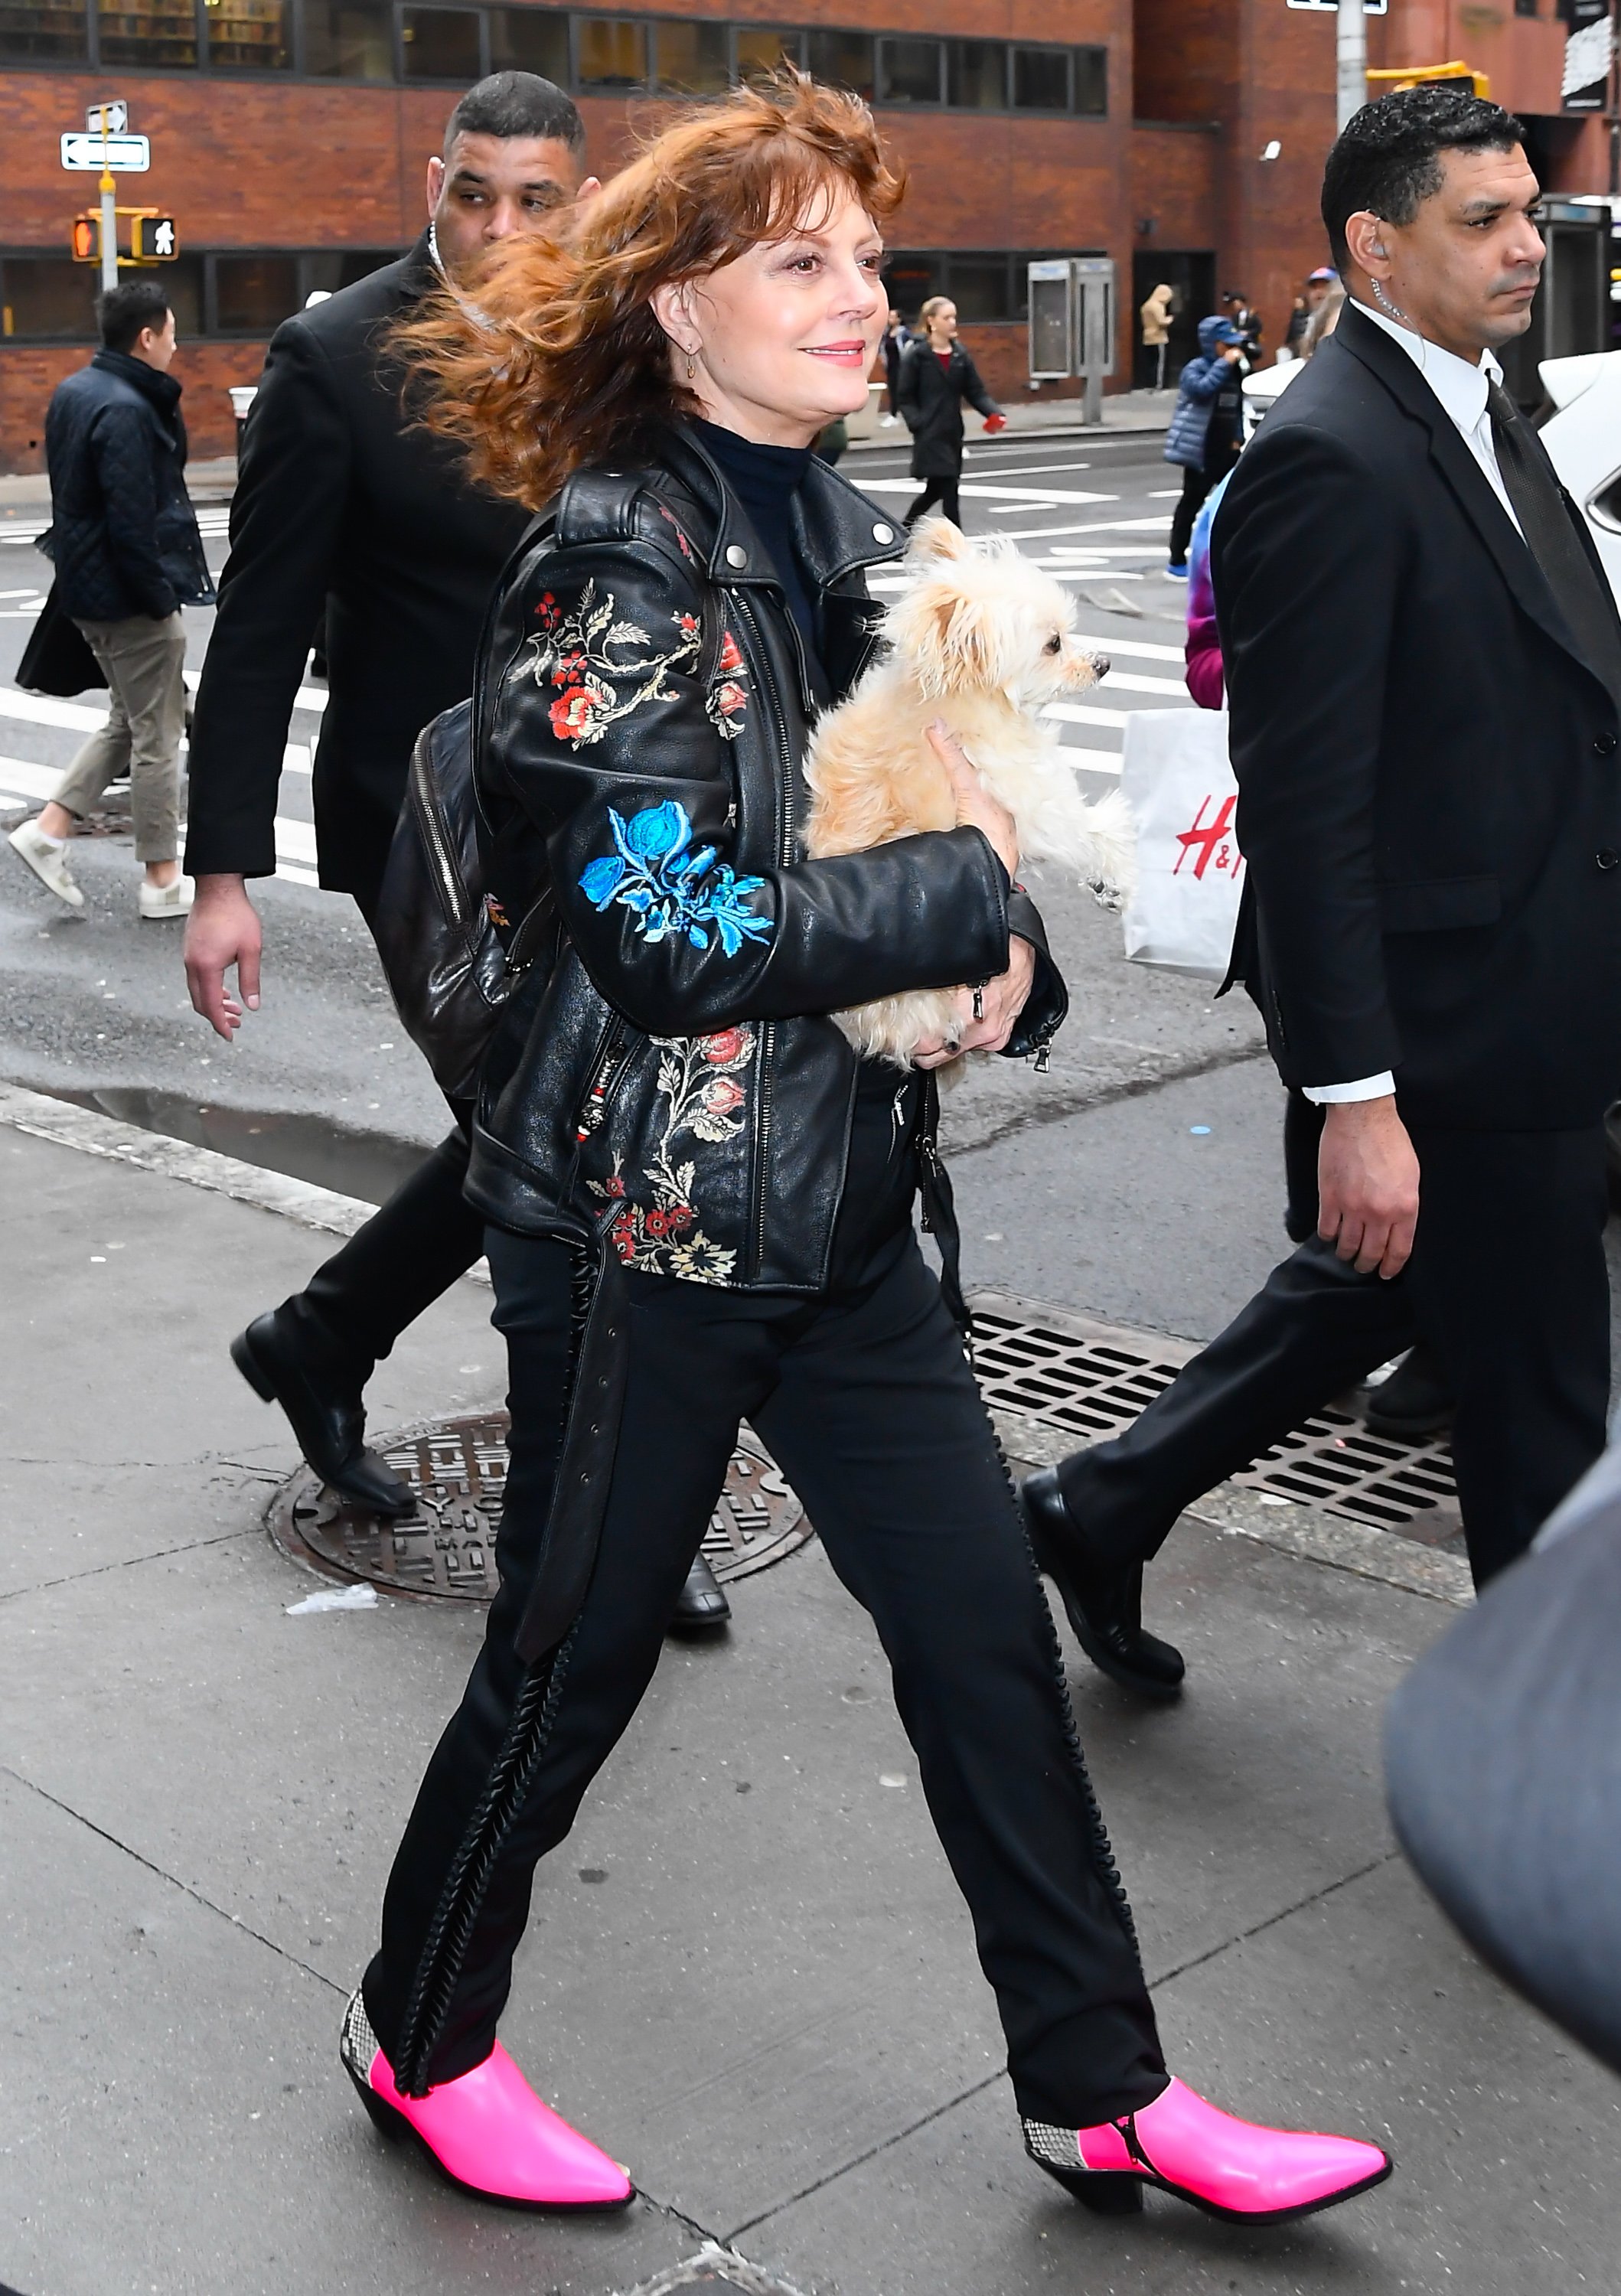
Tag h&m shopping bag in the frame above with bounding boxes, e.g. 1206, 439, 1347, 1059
1120, 708, 1244, 980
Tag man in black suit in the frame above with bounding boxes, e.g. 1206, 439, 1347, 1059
1024, 86, 1621, 1692
181, 74, 726, 1629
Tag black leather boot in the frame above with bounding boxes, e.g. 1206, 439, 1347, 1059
1362, 1343, 1454, 1440
1021, 1466, 1185, 1700
667, 1549, 731, 1634
231, 1306, 416, 1518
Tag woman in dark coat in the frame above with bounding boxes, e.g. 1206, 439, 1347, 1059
896, 292, 1005, 525
336, 71, 1394, 2237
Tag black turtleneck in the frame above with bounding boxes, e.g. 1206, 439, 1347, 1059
692, 417, 819, 667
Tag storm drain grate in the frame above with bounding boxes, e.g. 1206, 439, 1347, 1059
969, 1289, 1459, 1541
268, 1414, 810, 1601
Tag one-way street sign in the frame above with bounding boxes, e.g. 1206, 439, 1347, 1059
86, 99, 129, 133
60, 131, 150, 172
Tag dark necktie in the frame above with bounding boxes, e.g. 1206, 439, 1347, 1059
1487, 378, 1621, 710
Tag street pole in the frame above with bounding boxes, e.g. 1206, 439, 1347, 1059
93, 103, 117, 293
1336, 0, 1366, 132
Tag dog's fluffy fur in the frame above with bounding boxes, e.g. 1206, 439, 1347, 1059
804, 518, 1136, 1068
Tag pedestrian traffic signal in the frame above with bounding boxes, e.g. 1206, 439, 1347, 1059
70, 214, 101, 263
130, 214, 178, 263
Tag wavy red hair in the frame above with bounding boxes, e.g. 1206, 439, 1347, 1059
393, 72, 905, 510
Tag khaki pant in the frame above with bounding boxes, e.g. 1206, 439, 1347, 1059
54, 613, 186, 865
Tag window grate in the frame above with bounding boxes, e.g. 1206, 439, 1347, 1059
969, 1292, 1459, 1538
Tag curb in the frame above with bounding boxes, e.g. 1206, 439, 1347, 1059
0, 1078, 1470, 1609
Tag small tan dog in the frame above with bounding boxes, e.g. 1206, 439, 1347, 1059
804, 519, 1135, 1068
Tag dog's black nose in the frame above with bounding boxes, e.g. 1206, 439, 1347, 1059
1091, 654, 1111, 681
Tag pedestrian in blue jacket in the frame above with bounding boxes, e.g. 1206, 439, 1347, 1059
1163, 315, 1248, 576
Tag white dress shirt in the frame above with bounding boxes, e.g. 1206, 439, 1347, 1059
1301, 301, 1521, 1106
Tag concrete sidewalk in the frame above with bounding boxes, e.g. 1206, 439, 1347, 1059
2, 1091, 1618, 2296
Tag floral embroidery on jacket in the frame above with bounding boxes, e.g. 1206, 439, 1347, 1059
526, 578, 700, 748
706, 628, 749, 741
577, 798, 772, 957
588, 1026, 755, 1283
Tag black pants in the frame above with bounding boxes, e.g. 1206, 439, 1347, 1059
275, 890, 485, 1378
905, 474, 961, 527
1167, 463, 1216, 568
363, 1223, 1166, 2128
1058, 1107, 1610, 1589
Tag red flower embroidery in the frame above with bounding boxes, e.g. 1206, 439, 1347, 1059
658, 504, 694, 558
703, 1028, 745, 1064
550, 686, 602, 742
713, 680, 746, 720
535, 591, 559, 628
677, 612, 701, 641
717, 629, 744, 675
603, 1172, 626, 1198
610, 1208, 637, 1263
667, 1203, 695, 1231
644, 1208, 671, 1240
703, 1077, 745, 1117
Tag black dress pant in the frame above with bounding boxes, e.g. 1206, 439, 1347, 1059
905, 474, 961, 527
1058, 1109, 1611, 1589
363, 1221, 1166, 2128
275, 889, 486, 1376
1168, 464, 1216, 569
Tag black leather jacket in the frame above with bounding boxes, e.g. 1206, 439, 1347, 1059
467, 423, 1067, 1294
44, 351, 214, 622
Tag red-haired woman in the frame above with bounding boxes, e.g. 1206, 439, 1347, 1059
338, 76, 1392, 2233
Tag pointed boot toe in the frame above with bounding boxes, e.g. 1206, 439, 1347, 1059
1021, 1467, 1185, 1701
1026, 2076, 1391, 2225
341, 1991, 634, 2211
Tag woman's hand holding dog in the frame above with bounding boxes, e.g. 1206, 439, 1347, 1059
914, 722, 1032, 1068
929, 721, 1020, 882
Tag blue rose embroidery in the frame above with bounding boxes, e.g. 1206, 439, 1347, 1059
579, 799, 774, 957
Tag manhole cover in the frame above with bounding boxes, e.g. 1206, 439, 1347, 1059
969, 1289, 1458, 1544
268, 1413, 810, 1600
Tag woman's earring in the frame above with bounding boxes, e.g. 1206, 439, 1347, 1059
686, 352, 697, 382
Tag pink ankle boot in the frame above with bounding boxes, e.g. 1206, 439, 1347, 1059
1024, 2076, 1392, 2224
341, 1989, 634, 2211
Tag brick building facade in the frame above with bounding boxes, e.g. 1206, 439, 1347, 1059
0, 0, 1613, 470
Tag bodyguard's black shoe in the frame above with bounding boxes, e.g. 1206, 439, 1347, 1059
1021, 1466, 1185, 1701
667, 1548, 731, 1634
1362, 1343, 1454, 1440
231, 1308, 415, 1518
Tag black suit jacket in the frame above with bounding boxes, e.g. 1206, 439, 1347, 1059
184, 236, 530, 912
1212, 302, 1621, 1130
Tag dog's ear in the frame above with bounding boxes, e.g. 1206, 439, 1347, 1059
905, 517, 970, 566
891, 579, 1005, 697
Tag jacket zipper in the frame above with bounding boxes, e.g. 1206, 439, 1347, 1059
574, 1018, 631, 1142
734, 590, 791, 1284
412, 756, 469, 932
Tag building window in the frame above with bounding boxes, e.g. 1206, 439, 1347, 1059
1, 259, 97, 341
302, 0, 391, 74
97, 0, 201, 69
806, 27, 872, 98
576, 13, 646, 86
1074, 45, 1106, 115
876, 34, 941, 104
205, 0, 292, 67
489, 2, 566, 74
159, 253, 207, 334
1011, 44, 1070, 111
0, 0, 89, 60
735, 22, 801, 77
883, 251, 938, 318
400, 2, 480, 76
654, 16, 726, 91
945, 38, 1005, 109
214, 253, 299, 333
302, 247, 403, 295
948, 254, 1013, 322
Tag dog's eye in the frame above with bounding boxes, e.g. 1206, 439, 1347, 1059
1043, 634, 1062, 654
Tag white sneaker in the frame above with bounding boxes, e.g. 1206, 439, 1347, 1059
8, 818, 83, 909
139, 872, 194, 921
879, 413, 898, 427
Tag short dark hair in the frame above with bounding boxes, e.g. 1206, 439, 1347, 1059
1322, 84, 1525, 271
96, 279, 171, 354
443, 70, 584, 157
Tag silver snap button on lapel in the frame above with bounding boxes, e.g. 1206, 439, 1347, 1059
725, 543, 747, 567
872, 522, 895, 543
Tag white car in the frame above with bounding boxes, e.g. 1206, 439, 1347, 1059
1536, 351, 1621, 612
